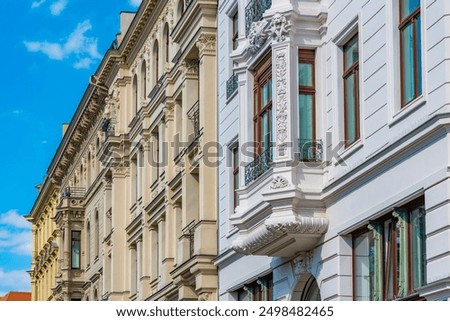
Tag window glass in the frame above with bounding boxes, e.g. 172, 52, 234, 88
401, 0, 420, 20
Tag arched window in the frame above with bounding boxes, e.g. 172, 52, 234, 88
153, 40, 159, 85
87, 152, 91, 186
132, 75, 138, 115
163, 24, 170, 63
141, 60, 147, 99
86, 221, 91, 266
94, 210, 99, 258
177, 0, 184, 20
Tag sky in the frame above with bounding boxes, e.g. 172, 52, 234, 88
0, 0, 142, 296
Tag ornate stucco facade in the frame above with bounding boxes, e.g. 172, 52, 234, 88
30, 0, 218, 301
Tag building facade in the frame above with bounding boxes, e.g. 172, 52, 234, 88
30, 0, 218, 301
216, 0, 450, 301
27, 179, 60, 301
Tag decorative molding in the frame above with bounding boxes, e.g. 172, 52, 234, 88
196, 34, 216, 56
275, 50, 288, 157
181, 59, 199, 77
268, 13, 291, 42
270, 175, 289, 189
292, 251, 313, 276
248, 20, 268, 53
232, 215, 328, 255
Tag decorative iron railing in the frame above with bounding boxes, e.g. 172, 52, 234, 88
245, 147, 273, 185
60, 186, 86, 200
245, 0, 272, 36
187, 101, 200, 142
226, 73, 238, 99
297, 139, 323, 162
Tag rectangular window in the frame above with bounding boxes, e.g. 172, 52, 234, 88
343, 35, 360, 147
237, 274, 273, 301
71, 231, 81, 269
353, 197, 426, 300
232, 145, 240, 208
399, 0, 422, 106
232, 11, 239, 50
254, 53, 273, 155
298, 49, 317, 160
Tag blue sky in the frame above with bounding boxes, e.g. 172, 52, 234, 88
0, 0, 142, 296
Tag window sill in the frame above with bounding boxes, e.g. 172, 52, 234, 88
389, 95, 425, 128
335, 139, 363, 165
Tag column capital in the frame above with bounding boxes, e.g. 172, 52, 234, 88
196, 33, 216, 57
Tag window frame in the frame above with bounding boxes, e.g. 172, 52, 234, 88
298, 49, 316, 141
232, 10, 239, 51
343, 34, 360, 147
352, 197, 426, 301
399, 0, 422, 107
71, 230, 81, 270
253, 52, 273, 156
232, 145, 240, 209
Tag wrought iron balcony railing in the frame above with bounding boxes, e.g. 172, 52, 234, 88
245, 147, 273, 185
60, 186, 86, 200
245, 0, 272, 36
297, 139, 323, 162
226, 73, 238, 99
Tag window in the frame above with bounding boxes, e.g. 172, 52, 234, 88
71, 231, 81, 269
232, 11, 239, 50
232, 145, 240, 208
163, 24, 170, 63
94, 211, 99, 258
298, 49, 318, 160
141, 60, 147, 99
399, 0, 422, 106
353, 197, 426, 300
253, 53, 273, 155
86, 222, 91, 266
153, 41, 159, 85
237, 274, 273, 301
132, 75, 138, 116
343, 35, 360, 147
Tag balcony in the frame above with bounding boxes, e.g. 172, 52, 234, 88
226, 73, 238, 99
245, 147, 273, 185
59, 186, 86, 201
245, 0, 272, 35
297, 139, 323, 162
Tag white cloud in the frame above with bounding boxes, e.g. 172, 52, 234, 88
74, 57, 93, 69
24, 20, 101, 69
50, 0, 68, 16
0, 269, 30, 292
0, 210, 30, 230
0, 210, 32, 256
31, 0, 47, 8
129, 0, 142, 7
24, 41, 64, 60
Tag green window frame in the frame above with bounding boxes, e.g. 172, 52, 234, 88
237, 274, 273, 301
353, 197, 426, 301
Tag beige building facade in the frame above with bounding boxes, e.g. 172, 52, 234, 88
30, 0, 218, 301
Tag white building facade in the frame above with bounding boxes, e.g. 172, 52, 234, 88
216, 0, 450, 301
